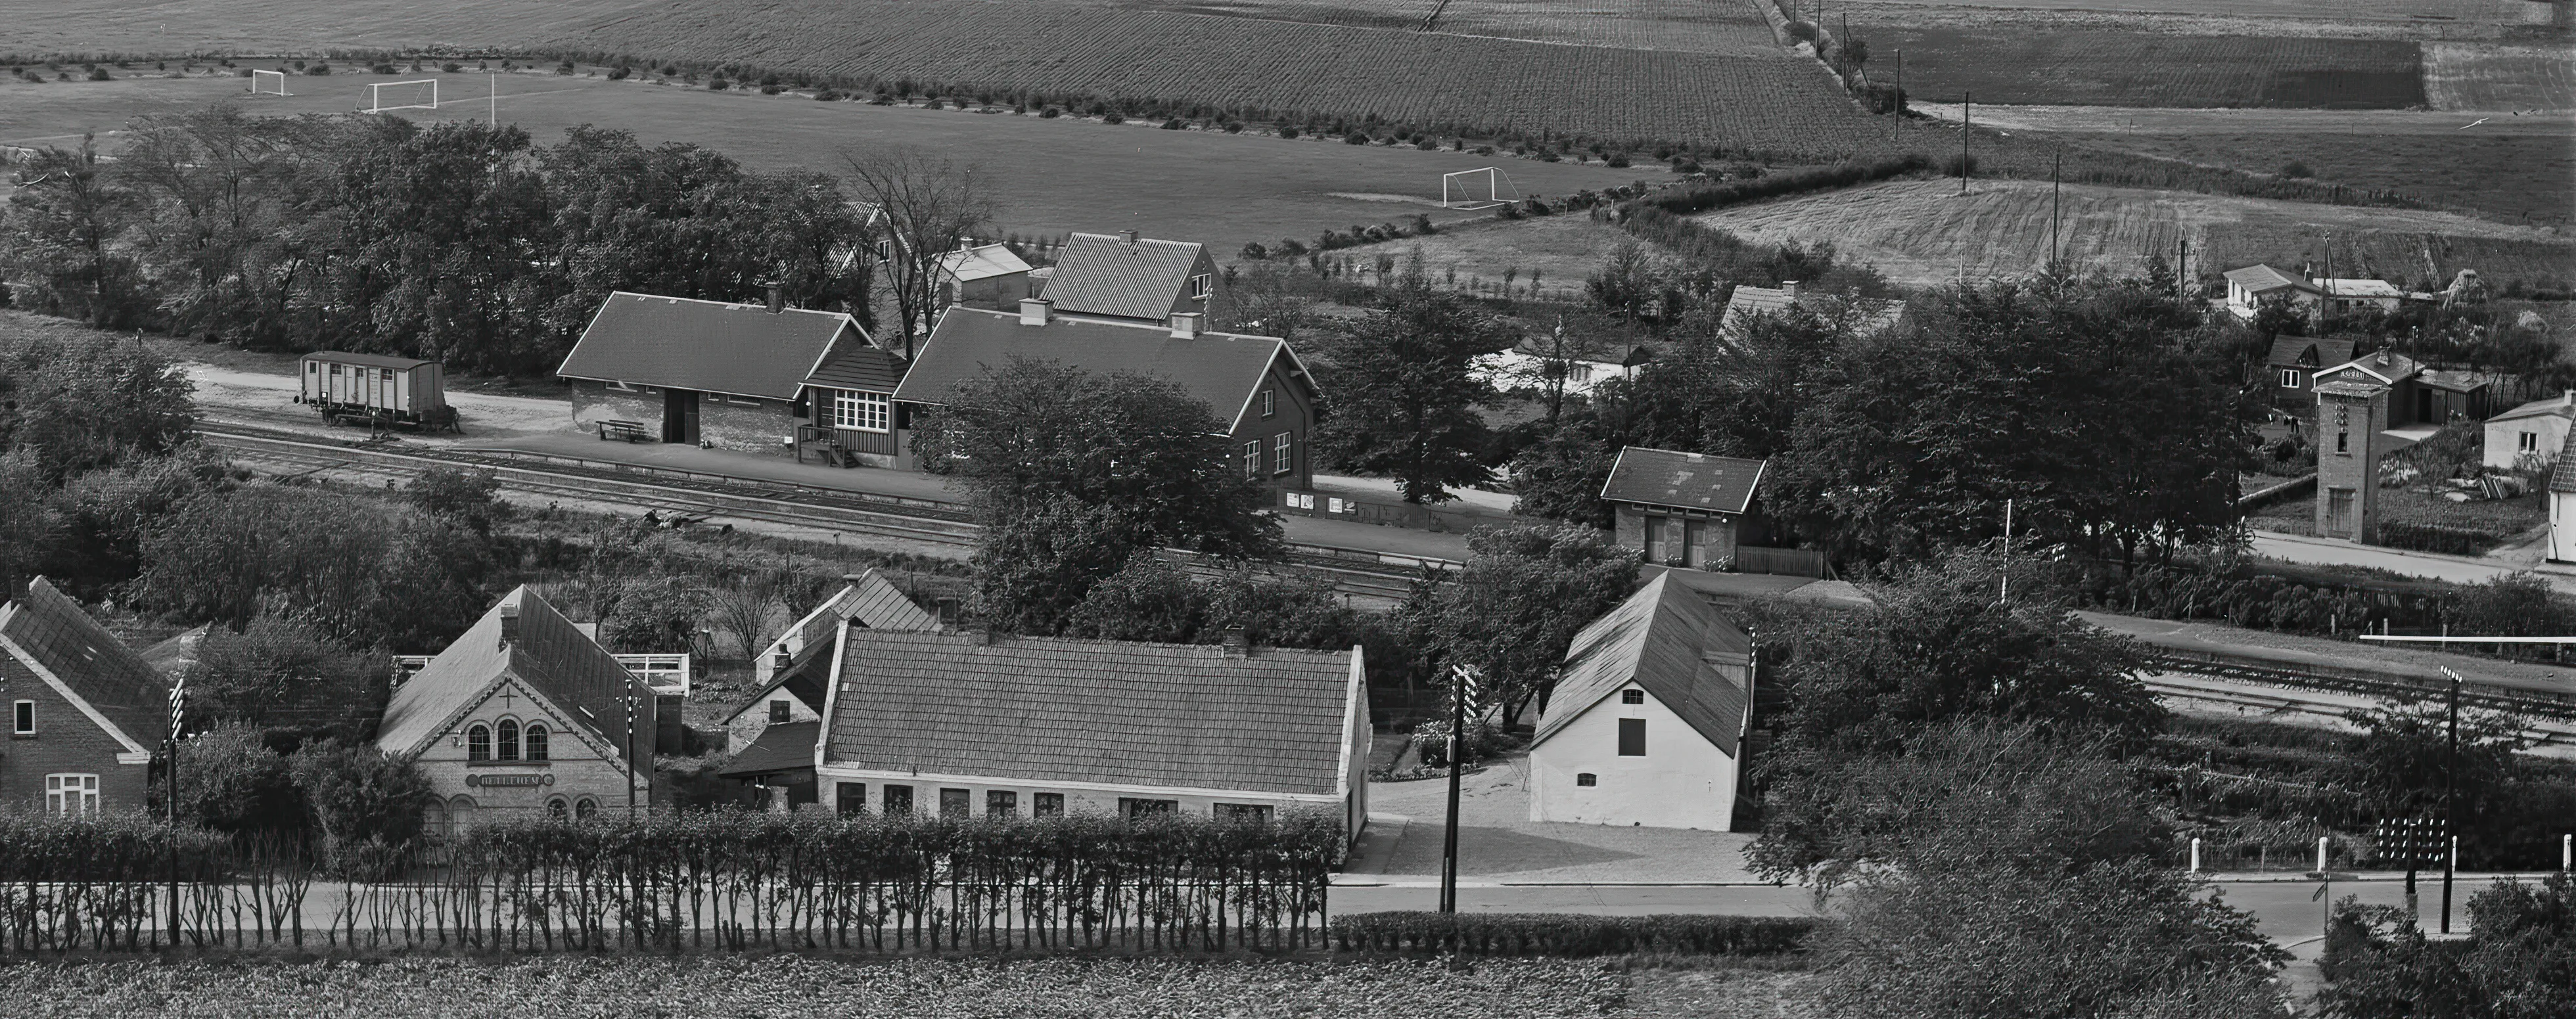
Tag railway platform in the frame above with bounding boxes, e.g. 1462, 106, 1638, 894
458, 433, 1478, 564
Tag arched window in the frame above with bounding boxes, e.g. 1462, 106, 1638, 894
497, 719, 520, 761
547, 797, 568, 819
448, 795, 478, 836
575, 798, 599, 819
466, 725, 491, 761
424, 800, 448, 840
524, 723, 549, 761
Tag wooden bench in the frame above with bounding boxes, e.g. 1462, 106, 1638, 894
597, 419, 653, 443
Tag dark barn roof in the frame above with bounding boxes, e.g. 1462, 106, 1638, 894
2266, 337, 2355, 369
1600, 447, 1766, 515
558, 292, 866, 399
896, 307, 1304, 430
1535, 572, 1752, 754
720, 720, 819, 779
0, 577, 168, 750
824, 629, 1358, 796
803, 343, 909, 394
1040, 233, 1208, 321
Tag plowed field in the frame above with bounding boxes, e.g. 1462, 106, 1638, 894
1869, 29, 2426, 108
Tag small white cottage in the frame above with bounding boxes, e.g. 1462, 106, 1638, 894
1527, 572, 1754, 831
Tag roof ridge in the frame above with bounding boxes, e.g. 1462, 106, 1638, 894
605, 289, 852, 319
872, 629, 1347, 657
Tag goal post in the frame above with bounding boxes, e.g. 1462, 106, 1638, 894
1440, 166, 1522, 210
248, 69, 290, 97
363, 78, 440, 114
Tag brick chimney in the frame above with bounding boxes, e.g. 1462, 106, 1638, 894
1118, 229, 1139, 245
1169, 311, 1203, 339
497, 599, 521, 650
764, 281, 784, 313
1019, 298, 1053, 326
1220, 624, 1249, 658
1780, 280, 1801, 300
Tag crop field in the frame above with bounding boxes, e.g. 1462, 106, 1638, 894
1831, 0, 2546, 22
1867, 30, 2426, 108
0, 70, 1656, 258
0, 956, 1648, 1019
1105, 0, 1789, 55
2425, 42, 2576, 110
1691, 177, 2575, 288
572, 0, 1877, 153
2058, 129, 2576, 221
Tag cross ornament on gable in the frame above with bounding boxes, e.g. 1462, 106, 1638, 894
497, 689, 517, 710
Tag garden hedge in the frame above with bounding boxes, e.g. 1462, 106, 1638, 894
1331, 912, 1818, 957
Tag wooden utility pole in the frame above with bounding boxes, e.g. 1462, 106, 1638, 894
1960, 91, 1971, 196
1893, 49, 1903, 140
2440, 668, 2460, 934
2051, 146, 2063, 271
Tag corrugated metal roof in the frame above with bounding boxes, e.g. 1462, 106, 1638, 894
557, 292, 865, 399
0, 577, 167, 749
2224, 264, 2320, 294
803, 344, 908, 394
1599, 447, 1765, 514
824, 630, 1356, 796
896, 307, 1300, 431
936, 244, 1032, 283
377, 587, 655, 767
1038, 233, 1207, 321
1533, 572, 1751, 754
720, 720, 818, 777
302, 351, 438, 370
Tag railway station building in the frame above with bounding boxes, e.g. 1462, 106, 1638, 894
557, 288, 893, 457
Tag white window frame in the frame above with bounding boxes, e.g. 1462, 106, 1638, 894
45, 773, 100, 816
2278, 368, 2303, 389
11, 699, 30, 735
2522, 432, 2539, 452
1188, 273, 1213, 300
1272, 432, 1293, 474
833, 389, 890, 433
1260, 388, 1276, 418
1243, 440, 1262, 478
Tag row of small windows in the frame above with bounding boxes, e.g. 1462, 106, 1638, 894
466, 720, 550, 761
828, 784, 1270, 823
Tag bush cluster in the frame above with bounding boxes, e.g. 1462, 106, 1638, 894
1634, 153, 1929, 215
1331, 913, 1817, 956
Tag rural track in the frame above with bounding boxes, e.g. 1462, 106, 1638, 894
196, 424, 1429, 601
2144, 675, 2576, 754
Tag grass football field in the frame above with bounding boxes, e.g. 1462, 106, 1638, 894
0, 70, 1659, 258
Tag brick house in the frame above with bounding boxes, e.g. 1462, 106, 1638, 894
2314, 351, 2493, 428
0, 578, 167, 815
815, 627, 1369, 840
557, 289, 884, 453
1527, 572, 1754, 831
1599, 447, 1766, 570
376, 587, 660, 834
1038, 231, 1228, 327
720, 570, 940, 811
896, 302, 1320, 490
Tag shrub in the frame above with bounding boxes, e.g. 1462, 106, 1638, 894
814, 88, 841, 101
87, 66, 110, 80
708, 76, 729, 90
1279, 124, 1300, 139
1161, 117, 1185, 129
1039, 105, 1060, 117
1605, 152, 1630, 168
441, 62, 461, 73
1333, 913, 1817, 956
2282, 160, 2313, 179
1941, 152, 1978, 177
2376, 520, 2498, 556
1241, 242, 1269, 260
304, 64, 331, 76
1786, 20, 1818, 41
606, 66, 630, 80
369, 63, 396, 75
289, 740, 434, 878
1344, 130, 1369, 145
760, 83, 784, 95
1637, 154, 1926, 215
1223, 121, 1243, 133
1102, 110, 1124, 124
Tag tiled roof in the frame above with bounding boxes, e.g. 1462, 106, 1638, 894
896, 307, 1306, 431
720, 720, 818, 778
2224, 264, 2321, 294
377, 587, 655, 767
558, 291, 866, 399
803, 343, 908, 394
0, 577, 168, 750
2552, 430, 2576, 494
729, 571, 942, 725
2320, 351, 2422, 385
824, 629, 1358, 796
1599, 447, 1765, 514
2266, 337, 2355, 369
302, 351, 437, 370
2493, 394, 2576, 425
1534, 572, 1752, 754
1039, 233, 1208, 321
936, 244, 1032, 283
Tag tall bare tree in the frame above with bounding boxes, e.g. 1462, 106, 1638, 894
839, 147, 998, 356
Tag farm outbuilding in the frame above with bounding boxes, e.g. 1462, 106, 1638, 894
299, 351, 449, 428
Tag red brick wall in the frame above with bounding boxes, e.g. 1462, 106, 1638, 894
0, 655, 151, 812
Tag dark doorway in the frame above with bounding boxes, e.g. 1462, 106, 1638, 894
662, 388, 701, 444
2414, 387, 2434, 427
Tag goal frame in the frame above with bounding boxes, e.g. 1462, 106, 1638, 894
248, 69, 290, 97
363, 78, 440, 114
1440, 167, 1519, 210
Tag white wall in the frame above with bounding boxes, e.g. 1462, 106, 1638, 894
2486, 415, 2569, 470
2553, 490, 2576, 564
725, 687, 819, 752
1527, 685, 1737, 831
812, 767, 1338, 822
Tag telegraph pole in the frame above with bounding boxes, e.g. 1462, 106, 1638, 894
1438, 665, 1474, 913
165, 677, 185, 946
1960, 91, 1971, 196
2440, 667, 2460, 934
1893, 49, 1903, 141
2051, 146, 2063, 271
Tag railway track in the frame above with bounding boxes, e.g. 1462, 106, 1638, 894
198, 424, 1429, 600
2146, 650, 2576, 721
2144, 676, 2576, 752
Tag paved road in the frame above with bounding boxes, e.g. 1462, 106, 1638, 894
2251, 530, 2576, 594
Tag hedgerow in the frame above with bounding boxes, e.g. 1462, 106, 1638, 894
1331, 912, 1818, 957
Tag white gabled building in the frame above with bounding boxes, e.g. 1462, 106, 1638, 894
1527, 572, 1755, 832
